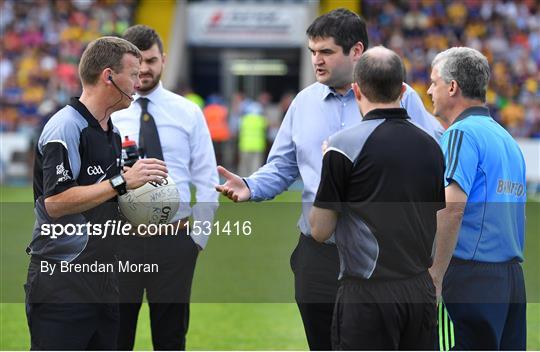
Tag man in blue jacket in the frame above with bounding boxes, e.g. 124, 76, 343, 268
428, 47, 527, 350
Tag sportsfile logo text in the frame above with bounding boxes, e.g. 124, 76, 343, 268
40, 220, 253, 239
40, 220, 174, 239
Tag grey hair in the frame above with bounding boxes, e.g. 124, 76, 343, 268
432, 47, 490, 102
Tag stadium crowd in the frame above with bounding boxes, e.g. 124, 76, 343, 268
1, 0, 539, 142
364, 0, 540, 137
0, 0, 135, 134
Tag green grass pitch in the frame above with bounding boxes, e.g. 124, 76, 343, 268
0, 186, 538, 350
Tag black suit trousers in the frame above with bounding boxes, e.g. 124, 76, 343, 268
116, 231, 199, 350
290, 234, 340, 351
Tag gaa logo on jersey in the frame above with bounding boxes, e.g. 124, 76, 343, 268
87, 165, 105, 176
56, 162, 72, 182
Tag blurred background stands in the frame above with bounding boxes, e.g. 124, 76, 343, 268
0, 0, 538, 191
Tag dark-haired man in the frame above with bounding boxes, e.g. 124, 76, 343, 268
310, 46, 444, 350
216, 9, 442, 350
216, 8, 443, 350
112, 25, 218, 350
26, 36, 167, 350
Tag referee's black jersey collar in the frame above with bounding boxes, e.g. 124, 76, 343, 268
363, 108, 410, 121
68, 97, 114, 131
453, 106, 490, 124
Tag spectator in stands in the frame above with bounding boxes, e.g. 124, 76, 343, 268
238, 102, 267, 176
364, 0, 539, 137
2, 1, 539, 139
257, 91, 280, 159
183, 86, 205, 109
0, 0, 135, 135
204, 94, 231, 168
227, 91, 252, 172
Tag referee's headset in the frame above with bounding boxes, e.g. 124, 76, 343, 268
108, 74, 134, 101
105, 74, 130, 168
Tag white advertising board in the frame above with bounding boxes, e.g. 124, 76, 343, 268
187, 3, 311, 47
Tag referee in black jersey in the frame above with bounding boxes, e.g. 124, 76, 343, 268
25, 37, 167, 350
310, 46, 445, 350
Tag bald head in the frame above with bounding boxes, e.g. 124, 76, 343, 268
353, 46, 405, 103
366, 46, 396, 60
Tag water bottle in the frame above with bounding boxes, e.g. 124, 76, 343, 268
122, 136, 140, 167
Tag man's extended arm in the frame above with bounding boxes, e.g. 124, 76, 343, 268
216, 99, 300, 202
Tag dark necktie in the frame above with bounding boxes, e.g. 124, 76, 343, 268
138, 97, 164, 160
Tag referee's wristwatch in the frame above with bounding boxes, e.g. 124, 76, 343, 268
110, 174, 127, 195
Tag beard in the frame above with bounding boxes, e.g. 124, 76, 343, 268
138, 72, 162, 93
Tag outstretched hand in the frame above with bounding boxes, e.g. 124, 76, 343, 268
215, 166, 251, 202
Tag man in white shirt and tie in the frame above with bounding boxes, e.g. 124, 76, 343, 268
112, 25, 218, 350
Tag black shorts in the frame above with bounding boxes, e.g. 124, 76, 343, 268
26, 302, 119, 350
332, 271, 437, 350
25, 257, 120, 349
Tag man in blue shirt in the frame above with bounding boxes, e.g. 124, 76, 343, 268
428, 47, 527, 350
216, 8, 443, 350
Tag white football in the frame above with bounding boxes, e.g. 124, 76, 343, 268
118, 176, 180, 226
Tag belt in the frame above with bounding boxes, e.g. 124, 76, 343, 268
340, 270, 430, 284
450, 256, 521, 265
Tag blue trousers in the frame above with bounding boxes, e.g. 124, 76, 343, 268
441, 259, 526, 350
